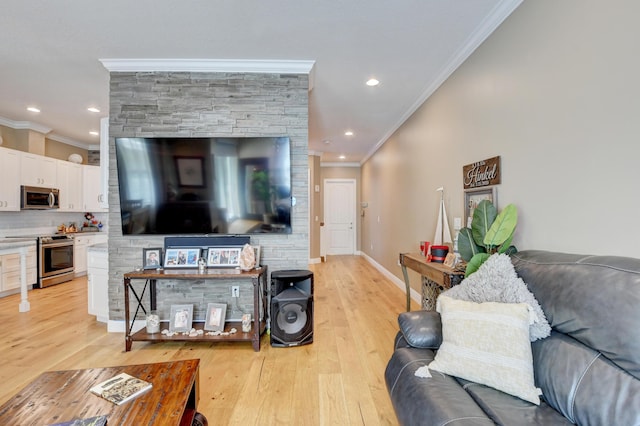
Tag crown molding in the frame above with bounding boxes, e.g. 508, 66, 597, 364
100, 58, 315, 74
0, 116, 52, 134
361, 0, 524, 164
100, 59, 316, 91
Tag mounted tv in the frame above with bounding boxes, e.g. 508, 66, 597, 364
115, 136, 292, 235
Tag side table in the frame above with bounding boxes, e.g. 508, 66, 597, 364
0, 359, 202, 425
399, 253, 464, 311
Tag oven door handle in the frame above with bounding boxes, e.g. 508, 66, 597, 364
43, 241, 73, 249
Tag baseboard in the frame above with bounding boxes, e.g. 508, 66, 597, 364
359, 252, 420, 308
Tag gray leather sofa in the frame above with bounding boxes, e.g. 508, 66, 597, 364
385, 250, 640, 425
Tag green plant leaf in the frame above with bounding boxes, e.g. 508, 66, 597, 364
484, 204, 518, 248
457, 227, 484, 262
497, 230, 515, 253
471, 200, 497, 247
465, 252, 491, 277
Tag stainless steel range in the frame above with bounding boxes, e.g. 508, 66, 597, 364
39, 235, 74, 287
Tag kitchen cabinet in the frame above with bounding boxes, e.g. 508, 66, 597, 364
83, 165, 107, 212
56, 160, 83, 211
20, 152, 57, 187
0, 246, 37, 292
0, 147, 21, 211
99, 117, 109, 209
74, 233, 107, 276
87, 245, 108, 322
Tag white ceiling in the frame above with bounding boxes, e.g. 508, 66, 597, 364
0, 0, 522, 163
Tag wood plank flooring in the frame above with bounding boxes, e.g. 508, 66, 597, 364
0, 255, 414, 425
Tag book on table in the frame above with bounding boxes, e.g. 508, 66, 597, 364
90, 372, 152, 405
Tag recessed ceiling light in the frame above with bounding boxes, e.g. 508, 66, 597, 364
339, 155, 346, 160
323, 139, 331, 144
366, 78, 380, 87
27, 107, 40, 113
89, 131, 99, 136
87, 107, 101, 113
344, 131, 354, 136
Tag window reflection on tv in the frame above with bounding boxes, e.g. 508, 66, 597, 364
115, 136, 292, 235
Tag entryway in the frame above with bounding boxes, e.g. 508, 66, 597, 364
322, 178, 356, 256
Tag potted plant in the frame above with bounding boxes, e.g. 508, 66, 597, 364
457, 200, 518, 277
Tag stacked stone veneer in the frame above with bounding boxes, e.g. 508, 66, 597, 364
107, 71, 309, 323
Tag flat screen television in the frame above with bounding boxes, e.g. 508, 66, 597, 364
115, 136, 292, 235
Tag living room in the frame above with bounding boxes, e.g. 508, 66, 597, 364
1, 0, 639, 424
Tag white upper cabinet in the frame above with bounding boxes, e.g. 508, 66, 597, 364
57, 160, 83, 211
99, 117, 109, 209
0, 147, 21, 211
20, 152, 57, 187
83, 165, 106, 212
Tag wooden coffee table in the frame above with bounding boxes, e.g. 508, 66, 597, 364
0, 359, 203, 426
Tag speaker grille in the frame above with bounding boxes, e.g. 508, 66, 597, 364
271, 287, 313, 347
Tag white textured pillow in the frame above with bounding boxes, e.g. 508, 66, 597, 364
429, 295, 542, 405
444, 253, 551, 341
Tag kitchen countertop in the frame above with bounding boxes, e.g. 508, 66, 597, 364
0, 238, 37, 248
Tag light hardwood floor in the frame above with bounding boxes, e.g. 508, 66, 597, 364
0, 255, 416, 425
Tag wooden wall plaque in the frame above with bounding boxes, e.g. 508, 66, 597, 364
463, 156, 501, 189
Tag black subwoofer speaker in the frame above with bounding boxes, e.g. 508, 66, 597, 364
270, 270, 314, 347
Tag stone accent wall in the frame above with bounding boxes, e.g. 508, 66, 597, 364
107, 72, 309, 322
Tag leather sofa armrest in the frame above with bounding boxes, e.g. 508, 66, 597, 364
398, 310, 442, 349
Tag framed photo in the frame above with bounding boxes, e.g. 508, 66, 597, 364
464, 187, 497, 228
206, 246, 242, 268
252, 245, 261, 266
204, 302, 227, 332
174, 156, 205, 187
169, 304, 193, 333
164, 247, 201, 268
142, 248, 162, 269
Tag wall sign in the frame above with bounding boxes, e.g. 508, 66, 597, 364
463, 156, 501, 189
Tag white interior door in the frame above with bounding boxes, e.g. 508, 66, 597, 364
323, 179, 356, 255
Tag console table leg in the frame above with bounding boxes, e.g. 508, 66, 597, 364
401, 263, 411, 312
124, 277, 131, 352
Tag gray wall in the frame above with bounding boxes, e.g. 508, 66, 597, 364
360, 0, 640, 293
107, 71, 309, 322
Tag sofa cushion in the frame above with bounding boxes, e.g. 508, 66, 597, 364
511, 250, 640, 381
429, 295, 542, 405
533, 331, 640, 425
462, 380, 573, 425
385, 347, 494, 426
444, 253, 551, 341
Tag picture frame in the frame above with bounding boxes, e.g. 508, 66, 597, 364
142, 248, 162, 269
443, 252, 457, 268
464, 187, 497, 228
169, 304, 193, 333
252, 245, 261, 266
164, 247, 201, 268
206, 246, 242, 268
174, 156, 205, 187
204, 302, 227, 332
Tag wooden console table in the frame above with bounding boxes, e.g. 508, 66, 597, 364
123, 267, 268, 352
0, 359, 202, 426
399, 253, 464, 311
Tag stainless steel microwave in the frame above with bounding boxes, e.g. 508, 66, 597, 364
20, 186, 60, 210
